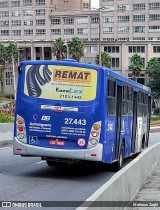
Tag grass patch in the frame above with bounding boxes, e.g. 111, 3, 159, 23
150, 115, 160, 126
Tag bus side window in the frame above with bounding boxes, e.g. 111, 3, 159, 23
128, 87, 133, 116
107, 79, 116, 116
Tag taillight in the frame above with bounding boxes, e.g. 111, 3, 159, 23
17, 118, 24, 125
16, 115, 27, 144
88, 121, 101, 149
93, 124, 100, 131
91, 131, 99, 138
17, 126, 24, 132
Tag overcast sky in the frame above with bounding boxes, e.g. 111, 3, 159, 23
91, 0, 99, 8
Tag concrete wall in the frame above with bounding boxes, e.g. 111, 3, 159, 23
0, 123, 14, 146
76, 143, 160, 210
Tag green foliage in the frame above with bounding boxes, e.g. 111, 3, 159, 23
0, 93, 14, 99
146, 57, 160, 99
0, 114, 14, 123
52, 38, 66, 60
68, 37, 84, 61
95, 52, 111, 68
129, 53, 144, 80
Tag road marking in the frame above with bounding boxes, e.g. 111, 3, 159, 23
0, 146, 12, 150
36, 161, 46, 164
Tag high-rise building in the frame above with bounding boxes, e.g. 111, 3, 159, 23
0, 0, 160, 94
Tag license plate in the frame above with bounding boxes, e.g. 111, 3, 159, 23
50, 140, 65, 146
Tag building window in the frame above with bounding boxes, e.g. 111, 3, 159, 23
1, 30, 9, 35
133, 15, 145, 22
36, 29, 46, 35
6, 72, 13, 85
51, 18, 61, 25
0, 1, 9, 7
24, 29, 33, 35
149, 37, 160, 41
149, 25, 160, 32
133, 37, 145, 40
12, 11, 21, 16
23, 10, 33, 16
117, 5, 130, 11
104, 16, 114, 23
91, 17, 99, 24
149, 2, 160, 9
104, 46, 119, 53
64, 18, 74, 25
133, 3, 145, 10
0, 20, 9, 27
0, 11, 9, 17
111, 58, 119, 68
149, 14, 160, 21
36, 9, 45, 15
77, 28, 88, 34
83, 57, 96, 64
103, 27, 113, 33
12, 30, 21, 36
51, 29, 61, 34
77, 17, 88, 24
118, 26, 129, 32
11, 1, 20, 7
12, 20, 21, 26
24, 20, 33, 26
36, 19, 45, 25
133, 26, 145, 33
118, 16, 129, 22
36, 0, 45, 5
118, 37, 129, 41
153, 46, 160, 53
91, 28, 99, 34
23, 0, 32, 6
128, 46, 145, 53
64, 28, 74, 35
83, 3, 89, 9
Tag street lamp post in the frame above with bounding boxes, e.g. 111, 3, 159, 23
98, 8, 102, 66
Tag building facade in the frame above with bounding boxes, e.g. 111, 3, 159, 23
0, 0, 160, 94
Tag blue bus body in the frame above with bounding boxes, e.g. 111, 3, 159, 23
13, 60, 151, 168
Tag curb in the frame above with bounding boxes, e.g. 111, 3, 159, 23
76, 143, 160, 210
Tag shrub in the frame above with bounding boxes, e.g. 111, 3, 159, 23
0, 114, 14, 123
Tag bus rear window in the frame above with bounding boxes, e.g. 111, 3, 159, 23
24, 65, 97, 101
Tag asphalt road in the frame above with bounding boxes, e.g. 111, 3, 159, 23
0, 132, 159, 210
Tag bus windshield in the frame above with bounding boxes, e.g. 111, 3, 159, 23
24, 64, 98, 102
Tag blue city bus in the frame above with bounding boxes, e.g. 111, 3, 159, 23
13, 60, 151, 170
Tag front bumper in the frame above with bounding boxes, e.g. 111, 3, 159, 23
13, 137, 103, 162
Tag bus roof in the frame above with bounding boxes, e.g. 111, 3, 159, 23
20, 60, 151, 94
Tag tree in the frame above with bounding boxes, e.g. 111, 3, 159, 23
146, 57, 160, 99
6, 42, 19, 100
52, 38, 66, 60
0, 43, 7, 94
68, 37, 84, 61
129, 53, 145, 81
95, 52, 111, 68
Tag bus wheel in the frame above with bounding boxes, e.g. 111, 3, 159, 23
112, 142, 124, 172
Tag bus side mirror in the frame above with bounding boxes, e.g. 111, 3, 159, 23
18, 66, 22, 73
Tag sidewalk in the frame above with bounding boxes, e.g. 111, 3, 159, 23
127, 161, 160, 210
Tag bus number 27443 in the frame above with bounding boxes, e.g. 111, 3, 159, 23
64, 118, 86, 126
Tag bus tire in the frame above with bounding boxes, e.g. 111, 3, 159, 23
112, 142, 124, 172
